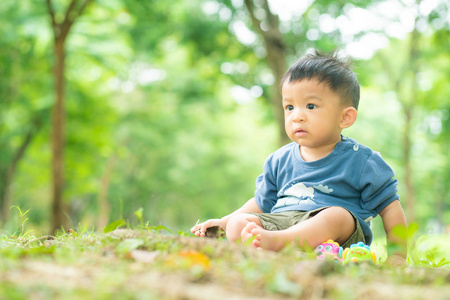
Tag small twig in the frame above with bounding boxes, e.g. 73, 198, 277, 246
26, 235, 54, 246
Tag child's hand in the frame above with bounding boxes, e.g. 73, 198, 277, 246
385, 254, 408, 267
191, 219, 225, 237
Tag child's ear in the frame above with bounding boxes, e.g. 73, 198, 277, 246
339, 107, 357, 129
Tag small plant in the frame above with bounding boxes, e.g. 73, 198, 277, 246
145, 224, 172, 234
102, 207, 173, 234
421, 253, 450, 268
134, 207, 144, 227
134, 207, 172, 234
103, 219, 126, 233
9, 205, 33, 238
408, 233, 450, 268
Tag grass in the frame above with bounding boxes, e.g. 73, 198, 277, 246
1, 222, 450, 300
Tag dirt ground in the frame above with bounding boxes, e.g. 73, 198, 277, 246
1, 230, 450, 300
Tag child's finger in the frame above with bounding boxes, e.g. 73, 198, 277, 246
190, 219, 202, 233
200, 224, 210, 233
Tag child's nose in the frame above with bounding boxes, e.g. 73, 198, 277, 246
292, 109, 305, 122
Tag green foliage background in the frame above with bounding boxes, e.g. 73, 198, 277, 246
1, 0, 449, 239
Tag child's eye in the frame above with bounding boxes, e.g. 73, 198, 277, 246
306, 104, 317, 110
285, 105, 294, 111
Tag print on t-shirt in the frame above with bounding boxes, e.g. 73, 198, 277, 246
273, 182, 333, 209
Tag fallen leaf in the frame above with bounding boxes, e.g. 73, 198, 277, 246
166, 250, 210, 271
128, 250, 159, 263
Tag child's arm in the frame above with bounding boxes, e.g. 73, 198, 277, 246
191, 197, 263, 237
379, 200, 408, 260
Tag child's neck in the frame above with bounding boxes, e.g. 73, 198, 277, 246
299, 137, 342, 162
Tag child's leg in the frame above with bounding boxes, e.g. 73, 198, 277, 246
245, 207, 355, 251
226, 213, 263, 242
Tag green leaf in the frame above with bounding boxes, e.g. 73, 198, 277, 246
103, 219, 126, 233
134, 207, 144, 225
269, 272, 303, 297
147, 225, 172, 234
391, 222, 419, 241
437, 258, 450, 268
115, 238, 144, 254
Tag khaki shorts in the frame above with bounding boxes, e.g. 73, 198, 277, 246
251, 207, 365, 249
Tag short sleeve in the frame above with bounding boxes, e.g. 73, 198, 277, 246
359, 152, 399, 213
254, 154, 278, 213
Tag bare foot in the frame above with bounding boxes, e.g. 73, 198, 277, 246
241, 222, 261, 243
241, 223, 288, 251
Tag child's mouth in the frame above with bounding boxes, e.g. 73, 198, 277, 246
295, 128, 307, 136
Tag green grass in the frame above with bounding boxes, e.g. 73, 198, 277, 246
1, 225, 450, 300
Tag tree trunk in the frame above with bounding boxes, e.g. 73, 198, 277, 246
0, 170, 13, 226
51, 37, 68, 233
243, 0, 290, 146
402, 104, 416, 222
46, 0, 93, 234
401, 12, 421, 222
0, 117, 43, 226
97, 154, 117, 230
1, 136, 33, 224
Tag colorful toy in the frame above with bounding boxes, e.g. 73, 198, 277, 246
314, 239, 343, 262
342, 242, 376, 264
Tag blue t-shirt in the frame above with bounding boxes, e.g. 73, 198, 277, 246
254, 136, 399, 245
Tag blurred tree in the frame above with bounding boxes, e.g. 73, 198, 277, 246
374, 28, 420, 222
243, 0, 289, 146
412, 25, 450, 226
369, 0, 450, 222
45, 0, 93, 233
99, 0, 272, 229
0, 1, 51, 226
431, 27, 450, 226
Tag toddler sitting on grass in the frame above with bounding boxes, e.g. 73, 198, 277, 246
191, 50, 407, 256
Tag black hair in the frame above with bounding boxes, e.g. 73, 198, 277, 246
281, 49, 360, 109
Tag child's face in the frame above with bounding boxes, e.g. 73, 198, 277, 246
282, 78, 348, 151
